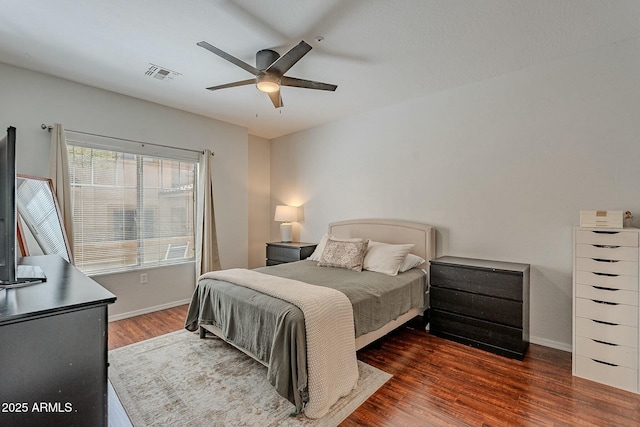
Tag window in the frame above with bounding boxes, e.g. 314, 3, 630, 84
66, 140, 197, 275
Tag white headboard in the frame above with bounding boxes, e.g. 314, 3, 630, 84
328, 218, 436, 264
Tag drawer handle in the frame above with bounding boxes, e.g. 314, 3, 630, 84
592, 231, 619, 235
592, 272, 619, 277
592, 319, 618, 326
591, 339, 618, 346
592, 286, 619, 292
591, 258, 620, 263
592, 299, 618, 305
591, 358, 619, 367
593, 244, 620, 249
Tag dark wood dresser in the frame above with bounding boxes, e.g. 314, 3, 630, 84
0, 255, 116, 427
429, 256, 530, 360
266, 242, 317, 266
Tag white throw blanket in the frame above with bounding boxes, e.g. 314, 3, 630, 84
199, 268, 359, 419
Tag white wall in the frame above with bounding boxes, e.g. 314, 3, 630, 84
271, 38, 640, 350
248, 134, 270, 268
0, 62, 250, 319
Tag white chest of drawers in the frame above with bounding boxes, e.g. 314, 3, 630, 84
572, 228, 640, 393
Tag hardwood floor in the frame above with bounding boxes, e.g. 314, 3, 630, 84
108, 306, 640, 426
108, 305, 189, 351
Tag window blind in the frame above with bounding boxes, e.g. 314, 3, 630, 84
66, 142, 196, 275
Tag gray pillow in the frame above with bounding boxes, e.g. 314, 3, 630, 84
317, 238, 369, 272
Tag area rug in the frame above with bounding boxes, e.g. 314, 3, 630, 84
109, 330, 391, 427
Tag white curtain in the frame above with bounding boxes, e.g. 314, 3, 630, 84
48, 123, 75, 261
196, 149, 221, 275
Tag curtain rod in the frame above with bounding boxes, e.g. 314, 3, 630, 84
40, 124, 213, 156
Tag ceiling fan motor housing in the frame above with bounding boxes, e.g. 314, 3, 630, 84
256, 49, 280, 71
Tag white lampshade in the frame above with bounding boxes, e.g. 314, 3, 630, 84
274, 205, 298, 242
274, 205, 298, 223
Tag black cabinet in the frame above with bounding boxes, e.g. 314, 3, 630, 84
0, 255, 116, 427
266, 242, 317, 266
429, 256, 530, 360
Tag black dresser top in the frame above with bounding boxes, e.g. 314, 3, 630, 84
430, 256, 530, 274
0, 255, 116, 325
267, 242, 317, 249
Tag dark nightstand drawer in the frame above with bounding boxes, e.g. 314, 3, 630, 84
431, 263, 523, 301
430, 310, 527, 359
267, 245, 299, 262
430, 287, 523, 328
266, 242, 317, 265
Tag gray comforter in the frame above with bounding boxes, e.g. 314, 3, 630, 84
184, 260, 425, 413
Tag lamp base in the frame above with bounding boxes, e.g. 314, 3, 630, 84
280, 222, 293, 243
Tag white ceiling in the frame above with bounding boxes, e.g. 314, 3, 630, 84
1, 0, 640, 139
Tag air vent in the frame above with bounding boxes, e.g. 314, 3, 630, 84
145, 63, 181, 82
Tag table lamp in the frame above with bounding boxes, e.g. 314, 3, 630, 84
274, 205, 298, 242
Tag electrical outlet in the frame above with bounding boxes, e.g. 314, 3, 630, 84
140, 273, 148, 284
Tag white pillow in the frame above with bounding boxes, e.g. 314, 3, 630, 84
307, 234, 365, 261
398, 253, 426, 272
307, 234, 329, 261
363, 241, 414, 276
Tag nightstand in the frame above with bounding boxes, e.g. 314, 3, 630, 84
429, 256, 530, 360
266, 242, 317, 266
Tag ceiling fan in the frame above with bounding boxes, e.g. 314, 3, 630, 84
197, 40, 337, 108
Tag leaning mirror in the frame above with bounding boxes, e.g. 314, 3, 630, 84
16, 174, 73, 263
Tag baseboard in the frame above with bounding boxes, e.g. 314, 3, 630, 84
530, 335, 572, 353
108, 299, 191, 322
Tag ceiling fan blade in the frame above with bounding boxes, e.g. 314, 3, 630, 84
267, 90, 283, 108
266, 41, 312, 76
197, 41, 260, 76
281, 76, 337, 91
206, 79, 255, 91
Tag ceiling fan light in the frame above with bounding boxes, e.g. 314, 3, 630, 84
256, 75, 280, 93
257, 81, 280, 93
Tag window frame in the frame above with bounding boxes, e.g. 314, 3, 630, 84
65, 132, 199, 276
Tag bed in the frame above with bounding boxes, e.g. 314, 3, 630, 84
184, 218, 436, 418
